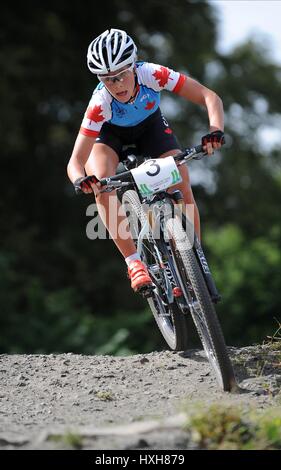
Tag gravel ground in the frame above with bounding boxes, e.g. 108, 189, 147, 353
0, 344, 280, 450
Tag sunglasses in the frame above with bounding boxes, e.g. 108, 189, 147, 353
98, 64, 134, 84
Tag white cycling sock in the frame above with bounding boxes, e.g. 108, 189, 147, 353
125, 253, 141, 266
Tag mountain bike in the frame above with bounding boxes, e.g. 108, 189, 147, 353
89, 145, 237, 392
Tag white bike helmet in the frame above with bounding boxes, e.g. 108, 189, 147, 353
87, 29, 137, 75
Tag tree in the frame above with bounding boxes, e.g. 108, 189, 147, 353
0, 1, 280, 352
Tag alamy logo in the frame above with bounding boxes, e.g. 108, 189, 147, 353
85, 198, 195, 243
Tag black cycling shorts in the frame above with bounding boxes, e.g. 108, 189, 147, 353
95, 108, 181, 160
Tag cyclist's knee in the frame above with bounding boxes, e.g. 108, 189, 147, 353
85, 143, 119, 180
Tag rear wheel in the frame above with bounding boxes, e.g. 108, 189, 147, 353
122, 190, 189, 350
166, 217, 237, 391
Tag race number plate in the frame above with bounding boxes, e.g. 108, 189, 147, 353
131, 156, 182, 197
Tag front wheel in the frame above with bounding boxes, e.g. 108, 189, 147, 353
166, 217, 237, 392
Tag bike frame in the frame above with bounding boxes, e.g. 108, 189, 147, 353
136, 194, 178, 305
98, 146, 221, 302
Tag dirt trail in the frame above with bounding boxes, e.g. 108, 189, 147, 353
0, 345, 280, 449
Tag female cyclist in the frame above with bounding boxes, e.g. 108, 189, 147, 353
67, 28, 225, 292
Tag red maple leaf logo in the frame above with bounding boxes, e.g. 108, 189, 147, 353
152, 66, 171, 88
86, 104, 104, 123
145, 100, 156, 110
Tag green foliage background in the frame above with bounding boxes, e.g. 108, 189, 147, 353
0, 0, 280, 354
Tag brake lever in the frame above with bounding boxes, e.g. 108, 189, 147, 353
99, 187, 115, 193
99, 181, 132, 193
193, 154, 205, 160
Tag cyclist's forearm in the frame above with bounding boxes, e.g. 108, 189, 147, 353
67, 158, 87, 183
67, 134, 96, 183
177, 77, 224, 132
204, 90, 224, 132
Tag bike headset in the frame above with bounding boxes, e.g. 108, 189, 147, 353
87, 28, 139, 103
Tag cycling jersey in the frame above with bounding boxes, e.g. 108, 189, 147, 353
95, 108, 181, 160
79, 62, 186, 138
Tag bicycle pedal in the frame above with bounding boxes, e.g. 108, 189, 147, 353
138, 284, 155, 298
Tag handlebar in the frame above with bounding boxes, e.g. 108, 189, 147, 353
172, 144, 203, 163
76, 144, 205, 194
99, 144, 204, 189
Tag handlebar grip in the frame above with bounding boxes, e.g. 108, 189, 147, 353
194, 144, 203, 153
88, 175, 100, 184
75, 186, 83, 195
99, 178, 108, 186
100, 170, 133, 186
74, 174, 100, 195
